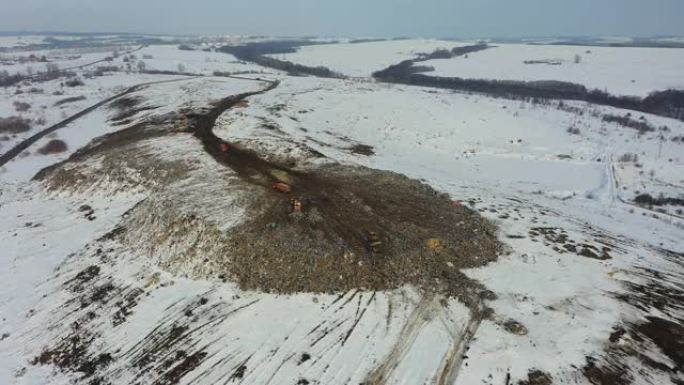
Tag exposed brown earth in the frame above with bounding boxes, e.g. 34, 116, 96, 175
36, 81, 501, 308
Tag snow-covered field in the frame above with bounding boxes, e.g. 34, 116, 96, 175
0, 72, 186, 157
268, 38, 473, 77
0, 35, 51, 49
220, 77, 683, 202
1, 35, 683, 385
0, 49, 126, 77
1, 76, 262, 182
135, 45, 281, 76
422, 43, 684, 97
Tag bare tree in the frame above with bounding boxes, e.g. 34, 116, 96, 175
574, 54, 582, 64
45, 62, 60, 75
137, 60, 146, 73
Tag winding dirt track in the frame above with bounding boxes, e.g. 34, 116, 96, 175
190, 80, 487, 385
190, 78, 281, 174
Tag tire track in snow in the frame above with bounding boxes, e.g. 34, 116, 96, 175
434, 316, 481, 385
341, 292, 376, 345
363, 294, 438, 385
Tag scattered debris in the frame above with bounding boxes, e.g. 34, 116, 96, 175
230, 364, 247, 380
298, 353, 311, 365
503, 319, 528, 336
528, 227, 613, 260
72, 266, 100, 285
366, 231, 383, 254
77, 205, 97, 221
290, 198, 303, 213
425, 238, 443, 252
272, 182, 291, 193
583, 355, 631, 385
78, 204, 93, 212
518, 369, 552, 385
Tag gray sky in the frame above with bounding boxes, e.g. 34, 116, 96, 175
2, 0, 683, 38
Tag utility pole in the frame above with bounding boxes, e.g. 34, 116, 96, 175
658, 134, 664, 159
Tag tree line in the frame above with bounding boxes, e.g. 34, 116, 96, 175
372, 44, 684, 122
219, 41, 345, 79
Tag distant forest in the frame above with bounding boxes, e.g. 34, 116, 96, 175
219, 41, 345, 78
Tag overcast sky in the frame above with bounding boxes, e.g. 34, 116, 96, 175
2, 0, 683, 38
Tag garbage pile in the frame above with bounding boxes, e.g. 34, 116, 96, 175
216, 164, 501, 299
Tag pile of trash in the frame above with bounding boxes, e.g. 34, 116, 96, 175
212, 164, 502, 299
36, 95, 501, 304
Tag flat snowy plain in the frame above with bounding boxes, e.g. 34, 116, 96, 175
422, 43, 684, 97
268, 38, 474, 78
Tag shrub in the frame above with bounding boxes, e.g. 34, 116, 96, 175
92, 66, 120, 77
567, 126, 581, 135
634, 193, 684, 207
0, 116, 31, 133
64, 77, 84, 87
45, 63, 60, 75
13, 101, 31, 112
0, 70, 23, 87
618, 153, 638, 162
54, 95, 86, 106
602, 114, 655, 134
37, 139, 68, 155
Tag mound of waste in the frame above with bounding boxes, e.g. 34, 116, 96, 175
36, 89, 502, 304
118, 164, 501, 299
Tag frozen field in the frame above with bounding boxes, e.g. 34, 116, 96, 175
422, 43, 684, 97
135, 45, 281, 75
268, 38, 472, 77
220, 77, 684, 204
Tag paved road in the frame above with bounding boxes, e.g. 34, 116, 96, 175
0, 77, 192, 168
0, 72, 277, 169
